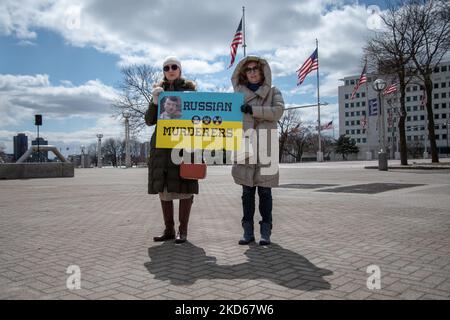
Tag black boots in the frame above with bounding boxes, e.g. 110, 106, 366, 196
259, 221, 272, 245
153, 200, 175, 242
175, 196, 193, 244
238, 221, 255, 245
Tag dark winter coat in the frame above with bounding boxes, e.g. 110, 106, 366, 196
145, 78, 198, 194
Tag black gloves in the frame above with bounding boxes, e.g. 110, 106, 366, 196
240, 104, 253, 115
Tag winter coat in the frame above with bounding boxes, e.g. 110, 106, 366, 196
231, 56, 285, 188
145, 78, 198, 194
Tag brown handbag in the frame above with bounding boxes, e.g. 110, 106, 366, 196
180, 162, 207, 180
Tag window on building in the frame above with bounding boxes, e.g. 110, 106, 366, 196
351, 112, 355, 116
345, 103, 349, 108
362, 101, 366, 107
407, 106, 411, 112
442, 82, 447, 88
356, 102, 360, 107
357, 138, 361, 143
345, 121, 349, 126
361, 92, 366, 97
435, 114, 439, 119
442, 113, 447, 119
413, 116, 418, 121
413, 106, 418, 111
442, 66, 448, 72
442, 92, 447, 98
356, 111, 360, 116
362, 138, 367, 143
434, 66, 440, 73
406, 86, 411, 92
345, 80, 349, 86
356, 93, 360, 98
434, 83, 439, 89
407, 136, 412, 141
443, 134, 447, 140
420, 105, 425, 111
356, 120, 360, 125
407, 116, 411, 121
345, 112, 349, 117
414, 136, 419, 141
362, 110, 366, 116
357, 129, 361, 134
434, 93, 439, 99
413, 96, 418, 101
351, 120, 355, 125
434, 104, 439, 109
420, 115, 425, 121
350, 103, 354, 108
350, 80, 355, 85
413, 86, 418, 91
407, 97, 411, 102
351, 129, 355, 134
443, 103, 447, 109
345, 94, 349, 99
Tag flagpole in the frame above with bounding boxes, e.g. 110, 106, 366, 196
242, 6, 246, 57
365, 60, 371, 160
316, 38, 322, 162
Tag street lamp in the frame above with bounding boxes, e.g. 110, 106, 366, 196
372, 78, 388, 171
122, 111, 131, 168
96, 134, 103, 168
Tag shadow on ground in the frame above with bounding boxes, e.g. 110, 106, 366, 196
144, 242, 332, 291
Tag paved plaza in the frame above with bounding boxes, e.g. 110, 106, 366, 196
1, 160, 450, 300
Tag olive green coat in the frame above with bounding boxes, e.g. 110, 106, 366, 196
145, 78, 199, 194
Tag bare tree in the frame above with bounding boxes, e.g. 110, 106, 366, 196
407, 0, 450, 163
278, 109, 302, 162
364, 1, 419, 165
112, 65, 161, 133
102, 138, 122, 167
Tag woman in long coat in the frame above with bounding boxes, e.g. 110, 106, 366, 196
145, 56, 198, 244
231, 56, 285, 245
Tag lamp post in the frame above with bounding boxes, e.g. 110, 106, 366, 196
372, 79, 388, 171
96, 134, 103, 168
122, 111, 131, 168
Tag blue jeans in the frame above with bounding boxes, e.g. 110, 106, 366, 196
241, 185, 272, 224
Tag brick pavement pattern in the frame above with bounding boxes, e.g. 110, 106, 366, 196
1, 160, 449, 300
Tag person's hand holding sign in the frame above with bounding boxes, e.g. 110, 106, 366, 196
152, 86, 164, 104
240, 103, 253, 115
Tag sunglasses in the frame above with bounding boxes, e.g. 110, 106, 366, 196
245, 66, 260, 73
163, 64, 179, 72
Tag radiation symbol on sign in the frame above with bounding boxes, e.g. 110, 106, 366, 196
202, 116, 212, 125
212, 116, 222, 125
191, 115, 201, 125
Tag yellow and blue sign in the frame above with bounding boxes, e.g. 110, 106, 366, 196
156, 92, 244, 150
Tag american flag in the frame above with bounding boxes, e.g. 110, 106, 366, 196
383, 82, 397, 95
361, 116, 367, 129
321, 120, 333, 130
228, 18, 243, 69
420, 88, 427, 107
296, 49, 318, 86
350, 63, 367, 100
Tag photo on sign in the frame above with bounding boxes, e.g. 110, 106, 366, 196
160, 96, 182, 120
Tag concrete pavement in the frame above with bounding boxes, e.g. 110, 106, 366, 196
0, 160, 449, 300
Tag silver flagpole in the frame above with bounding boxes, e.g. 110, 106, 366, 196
316, 38, 323, 162
242, 6, 246, 57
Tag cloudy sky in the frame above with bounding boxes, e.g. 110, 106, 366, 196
0, 0, 386, 155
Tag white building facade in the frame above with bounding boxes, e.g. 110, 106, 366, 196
338, 61, 450, 160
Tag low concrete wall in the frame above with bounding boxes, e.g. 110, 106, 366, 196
0, 163, 74, 180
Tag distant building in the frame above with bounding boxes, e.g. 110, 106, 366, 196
13, 133, 28, 162
338, 61, 450, 160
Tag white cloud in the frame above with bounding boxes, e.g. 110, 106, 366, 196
0, 74, 119, 127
